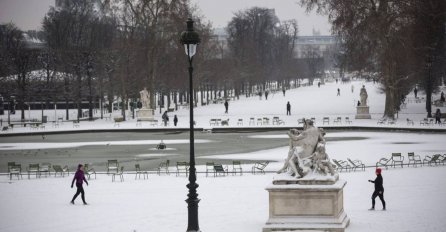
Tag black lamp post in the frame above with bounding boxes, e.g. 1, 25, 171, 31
180, 18, 201, 232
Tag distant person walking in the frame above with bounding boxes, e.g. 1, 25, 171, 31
282, 87, 286, 96
337, 88, 340, 96
441, 91, 445, 102
265, 90, 269, 100
318, 82, 321, 88
368, 168, 386, 210
351, 85, 354, 93
224, 100, 229, 114
414, 87, 418, 98
71, 164, 88, 205
162, 111, 169, 126
286, 102, 291, 115
435, 109, 442, 124
173, 115, 178, 126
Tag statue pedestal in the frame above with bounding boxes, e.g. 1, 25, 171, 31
355, 106, 371, 119
263, 178, 350, 232
136, 108, 154, 121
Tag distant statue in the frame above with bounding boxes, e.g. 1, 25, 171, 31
360, 85, 368, 106
276, 119, 326, 178
139, 87, 150, 109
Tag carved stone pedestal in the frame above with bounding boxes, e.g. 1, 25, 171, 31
136, 108, 154, 121
355, 106, 371, 119
263, 179, 350, 232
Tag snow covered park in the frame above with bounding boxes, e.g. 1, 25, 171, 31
0, 80, 446, 232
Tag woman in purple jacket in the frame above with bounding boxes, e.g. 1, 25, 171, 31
71, 164, 89, 205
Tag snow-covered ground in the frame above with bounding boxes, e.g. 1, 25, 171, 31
1, 80, 445, 133
1, 80, 446, 231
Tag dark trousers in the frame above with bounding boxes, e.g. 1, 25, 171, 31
371, 189, 385, 209
287, 109, 291, 115
72, 184, 86, 203
225, 107, 228, 113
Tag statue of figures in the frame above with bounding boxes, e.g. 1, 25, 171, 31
360, 85, 368, 106
139, 87, 150, 109
309, 143, 335, 176
277, 119, 325, 178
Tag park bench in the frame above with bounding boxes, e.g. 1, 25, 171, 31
297, 118, 305, 126
377, 118, 386, 125
209, 119, 217, 126
249, 118, 255, 125
112, 166, 125, 182
387, 119, 396, 125
73, 120, 80, 128
406, 118, 414, 126
135, 164, 149, 179
256, 118, 263, 125
407, 152, 422, 167
176, 162, 189, 177
216, 119, 222, 126
251, 161, 269, 174
262, 117, 270, 125
390, 153, 404, 168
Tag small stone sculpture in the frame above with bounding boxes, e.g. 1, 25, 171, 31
139, 87, 150, 109
309, 143, 335, 176
360, 85, 368, 106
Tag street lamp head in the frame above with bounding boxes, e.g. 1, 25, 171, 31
180, 18, 200, 58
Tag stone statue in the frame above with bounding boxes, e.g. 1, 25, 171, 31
139, 87, 150, 109
276, 119, 326, 178
308, 143, 335, 176
360, 85, 368, 106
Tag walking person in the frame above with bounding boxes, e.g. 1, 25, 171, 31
173, 115, 178, 126
286, 101, 291, 115
282, 87, 286, 96
337, 88, 340, 96
414, 87, 418, 98
265, 90, 269, 100
224, 100, 229, 114
368, 168, 386, 210
435, 109, 441, 124
162, 111, 169, 126
71, 164, 88, 205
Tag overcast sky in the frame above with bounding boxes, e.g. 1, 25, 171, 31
0, 0, 331, 35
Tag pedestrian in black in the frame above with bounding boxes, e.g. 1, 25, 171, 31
224, 100, 228, 114
318, 82, 321, 88
265, 90, 269, 100
173, 115, 178, 126
435, 109, 441, 124
414, 87, 418, 98
282, 88, 286, 96
368, 168, 386, 210
357, 100, 361, 106
337, 88, 340, 96
162, 111, 169, 126
286, 101, 291, 115
441, 91, 445, 102
71, 164, 88, 205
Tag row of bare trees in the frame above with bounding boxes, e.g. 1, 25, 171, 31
300, 0, 446, 118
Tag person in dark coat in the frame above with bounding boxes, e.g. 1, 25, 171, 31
368, 168, 386, 210
173, 115, 178, 126
224, 100, 228, 114
162, 111, 169, 126
414, 87, 418, 98
337, 88, 340, 96
286, 101, 291, 115
435, 109, 441, 124
71, 164, 88, 205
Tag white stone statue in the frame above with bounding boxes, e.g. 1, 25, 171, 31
276, 119, 326, 178
139, 87, 150, 109
308, 143, 335, 176
360, 85, 368, 106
